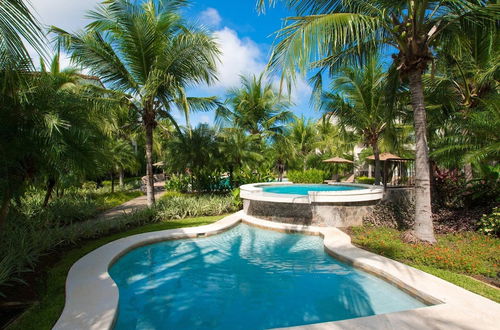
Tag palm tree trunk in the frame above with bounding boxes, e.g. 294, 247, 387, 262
119, 167, 125, 189
110, 172, 115, 193
408, 70, 436, 244
43, 178, 56, 208
372, 143, 382, 185
144, 118, 156, 206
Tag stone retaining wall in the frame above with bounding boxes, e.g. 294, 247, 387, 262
243, 199, 377, 227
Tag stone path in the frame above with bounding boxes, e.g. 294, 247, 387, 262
96, 182, 165, 221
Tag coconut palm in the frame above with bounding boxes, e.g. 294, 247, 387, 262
53, 0, 221, 205
288, 117, 318, 170
0, 0, 45, 68
218, 127, 264, 186
321, 59, 397, 185
258, 0, 498, 243
217, 73, 294, 140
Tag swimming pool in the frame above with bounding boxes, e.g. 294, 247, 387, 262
109, 224, 426, 329
262, 183, 366, 195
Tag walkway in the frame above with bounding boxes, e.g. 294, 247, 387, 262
96, 182, 165, 221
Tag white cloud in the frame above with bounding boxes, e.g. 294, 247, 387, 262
29, 0, 100, 32
203, 27, 265, 92
199, 8, 222, 28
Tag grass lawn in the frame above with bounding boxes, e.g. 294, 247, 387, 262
348, 227, 500, 303
7, 215, 225, 330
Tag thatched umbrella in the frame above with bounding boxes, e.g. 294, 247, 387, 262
322, 156, 354, 181
322, 156, 354, 164
366, 152, 402, 161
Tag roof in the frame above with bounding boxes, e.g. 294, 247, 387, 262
322, 156, 354, 164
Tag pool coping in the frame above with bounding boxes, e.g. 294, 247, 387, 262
54, 211, 500, 330
240, 182, 384, 204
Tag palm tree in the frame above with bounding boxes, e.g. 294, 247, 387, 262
288, 117, 318, 170
258, 0, 498, 243
218, 128, 264, 186
321, 59, 397, 185
53, 0, 220, 205
217, 73, 293, 140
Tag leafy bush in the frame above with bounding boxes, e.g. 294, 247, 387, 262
165, 174, 191, 192
477, 207, 500, 236
81, 181, 97, 191
355, 176, 376, 184
287, 169, 326, 183
156, 193, 237, 220
231, 188, 243, 209
232, 166, 274, 187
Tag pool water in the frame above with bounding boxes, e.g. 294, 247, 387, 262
110, 224, 426, 330
262, 184, 365, 195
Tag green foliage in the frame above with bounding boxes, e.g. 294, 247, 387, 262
165, 174, 191, 193
156, 194, 237, 220
477, 207, 500, 237
355, 176, 376, 184
287, 169, 326, 184
232, 166, 275, 187
350, 227, 500, 279
231, 188, 243, 210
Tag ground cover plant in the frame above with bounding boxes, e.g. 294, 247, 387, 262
348, 226, 500, 302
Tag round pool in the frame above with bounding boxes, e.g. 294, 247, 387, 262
261, 183, 366, 195
240, 182, 384, 227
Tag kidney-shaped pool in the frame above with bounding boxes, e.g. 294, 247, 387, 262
109, 224, 427, 329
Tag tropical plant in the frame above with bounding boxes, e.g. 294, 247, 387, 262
321, 58, 397, 185
287, 117, 318, 170
217, 73, 293, 140
218, 127, 264, 186
53, 0, 221, 205
258, 0, 498, 243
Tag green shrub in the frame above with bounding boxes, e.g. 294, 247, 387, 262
355, 176, 376, 184
165, 174, 191, 192
231, 188, 243, 209
287, 169, 326, 183
156, 193, 237, 220
477, 207, 500, 236
81, 181, 97, 191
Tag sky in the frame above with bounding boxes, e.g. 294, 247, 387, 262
28, 0, 319, 127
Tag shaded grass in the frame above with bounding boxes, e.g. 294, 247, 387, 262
7, 215, 225, 330
349, 226, 500, 302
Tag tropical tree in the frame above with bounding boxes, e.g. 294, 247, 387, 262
217, 73, 293, 140
218, 127, 264, 186
287, 117, 318, 170
258, 0, 498, 243
53, 0, 221, 205
321, 59, 397, 185
0, 0, 46, 229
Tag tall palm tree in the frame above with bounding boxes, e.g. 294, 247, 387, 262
258, 0, 498, 243
217, 73, 293, 140
53, 0, 221, 205
322, 59, 397, 185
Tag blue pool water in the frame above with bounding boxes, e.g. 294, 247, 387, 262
110, 225, 426, 329
262, 184, 365, 195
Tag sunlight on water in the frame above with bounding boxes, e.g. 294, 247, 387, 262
261, 184, 366, 195
110, 224, 426, 330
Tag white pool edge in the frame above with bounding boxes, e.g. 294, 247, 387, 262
54, 211, 500, 330
240, 182, 384, 203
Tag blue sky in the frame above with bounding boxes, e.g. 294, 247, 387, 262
28, 0, 319, 127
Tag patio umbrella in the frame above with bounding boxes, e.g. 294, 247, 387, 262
322, 157, 353, 182
322, 156, 354, 164
366, 152, 402, 161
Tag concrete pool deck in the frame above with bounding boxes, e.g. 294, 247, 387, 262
54, 211, 500, 330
